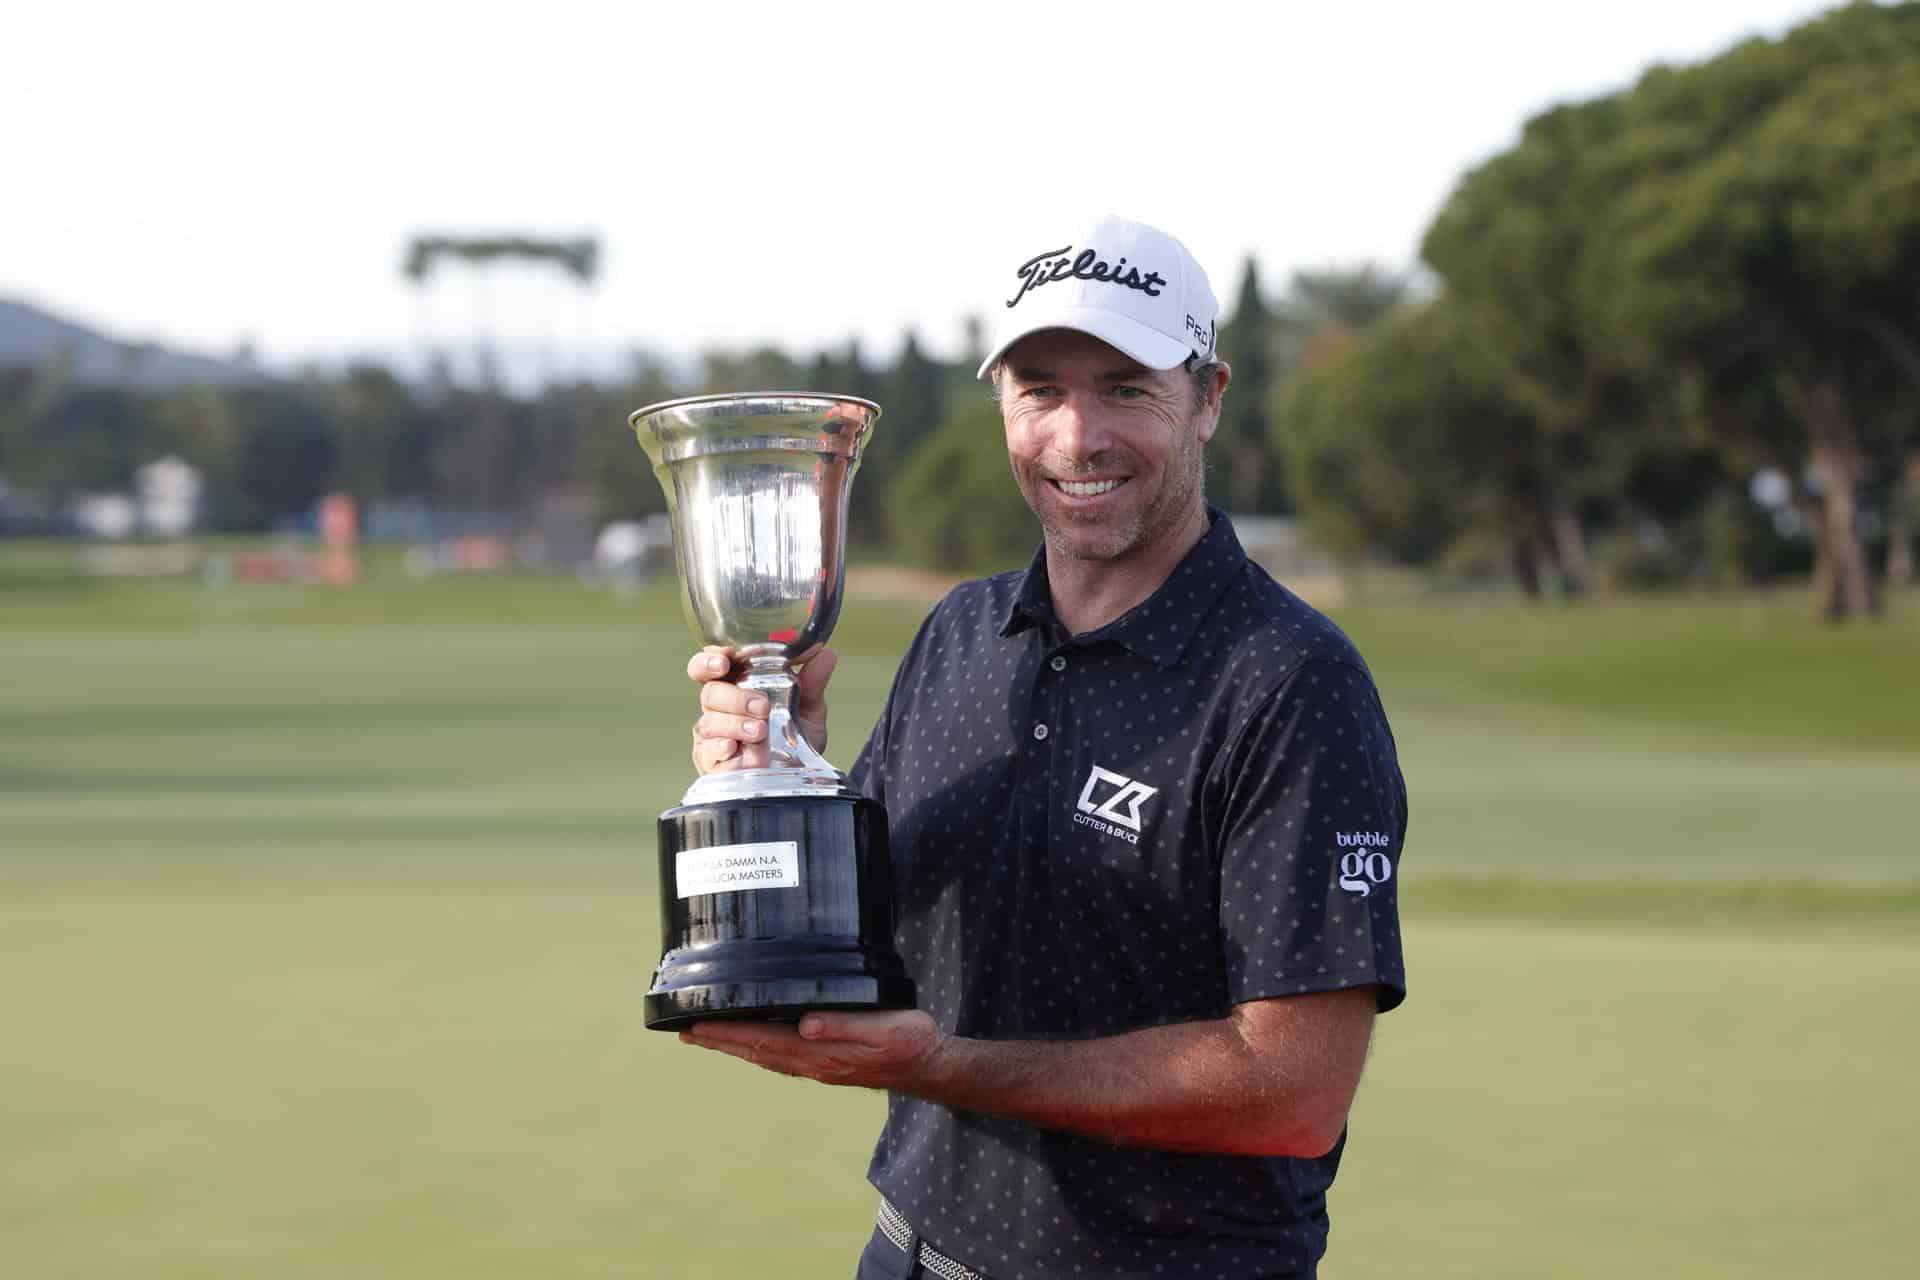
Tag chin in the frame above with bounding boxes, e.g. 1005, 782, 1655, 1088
1041, 516, 1143, 564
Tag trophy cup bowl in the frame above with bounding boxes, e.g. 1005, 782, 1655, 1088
629, 392, 915, 1030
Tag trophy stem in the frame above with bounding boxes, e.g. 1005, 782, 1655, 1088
738, 656, 813, 768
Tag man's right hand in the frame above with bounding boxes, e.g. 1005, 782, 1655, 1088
686, 645, 839, 774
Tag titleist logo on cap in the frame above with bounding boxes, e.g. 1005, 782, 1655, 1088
974, 215, 1217, 378
1006, 244, 1168, 309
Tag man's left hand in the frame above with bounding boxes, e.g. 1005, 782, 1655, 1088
680, 1009, 945, 1091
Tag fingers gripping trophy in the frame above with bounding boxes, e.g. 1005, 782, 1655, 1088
628, 393, 915, 1030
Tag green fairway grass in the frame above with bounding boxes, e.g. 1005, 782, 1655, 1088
1337, 919, 1920, 1278
2, 548, 1915, 1276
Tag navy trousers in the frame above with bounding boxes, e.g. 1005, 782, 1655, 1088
854, 1222, 916, 1278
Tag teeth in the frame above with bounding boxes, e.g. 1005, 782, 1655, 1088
1058, 479, 1121, 497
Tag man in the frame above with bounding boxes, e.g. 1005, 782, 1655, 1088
681, 214, 1409, 1279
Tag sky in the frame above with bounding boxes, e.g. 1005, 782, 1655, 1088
3, 0, 1844, 379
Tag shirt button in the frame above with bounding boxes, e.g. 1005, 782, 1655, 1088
1050, 656, 1067, 672
1032, 723, 1049, 741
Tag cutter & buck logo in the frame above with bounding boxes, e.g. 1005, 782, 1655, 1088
1336, 831, 1394, 898
1074, 765, 1158, 844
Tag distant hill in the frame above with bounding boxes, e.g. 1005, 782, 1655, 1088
0, 297, 262, 390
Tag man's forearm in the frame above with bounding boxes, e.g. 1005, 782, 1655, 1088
681, 991, 1375, 1159
915, 1000, 1368, 1157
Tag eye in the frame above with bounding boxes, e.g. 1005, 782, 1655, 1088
1022, 385, 1062, 400
1108, 385, 1147, 400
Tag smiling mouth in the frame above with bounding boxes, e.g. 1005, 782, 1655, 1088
1052, 478, 1124, 497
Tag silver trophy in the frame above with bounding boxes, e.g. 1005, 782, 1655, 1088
629, 393, 914, 1029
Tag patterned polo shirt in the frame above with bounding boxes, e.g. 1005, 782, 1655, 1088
849, 508, 1409, 1280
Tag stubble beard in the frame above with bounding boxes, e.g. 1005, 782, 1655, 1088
1017, 429, 1208, 567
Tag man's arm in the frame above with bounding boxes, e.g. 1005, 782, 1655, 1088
681, 989, 1375, 1159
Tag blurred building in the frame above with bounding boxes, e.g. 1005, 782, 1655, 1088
135, 456, 202, 538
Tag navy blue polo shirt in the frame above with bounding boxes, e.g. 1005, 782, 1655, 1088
849, 509, 1409, 1280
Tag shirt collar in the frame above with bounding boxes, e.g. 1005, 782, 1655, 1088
997, 506, 1248, 668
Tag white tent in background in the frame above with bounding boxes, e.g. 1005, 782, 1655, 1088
135, 455, 203, 538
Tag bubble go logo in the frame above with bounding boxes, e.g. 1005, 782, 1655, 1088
1336, 831, 1394, 898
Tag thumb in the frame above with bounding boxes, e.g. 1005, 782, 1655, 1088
794, 646, 840, 712
797, 1011, 863, 1043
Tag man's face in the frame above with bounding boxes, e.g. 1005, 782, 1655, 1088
997, 328, 1222, 566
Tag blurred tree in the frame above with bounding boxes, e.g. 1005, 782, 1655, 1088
150, 385, 243, 527
330, 366, 425, 506
1571, 3, 1920, 618
1282, 264, 1411, 342
1422, 97, 1644, 596
0, 355, 73, 494
227, 383, 338, 529
853, 329, 948, 547
1270, 264, 1414, 398
1408, 1, 1920, 611
961, 315, 985, 372
1275, 298, 1570, 593
426, 388, 518, 512
522, 381, 600, 500
1213, 257, 1285, 513
816, 338, 879, 403
584, 360, 680, 519
46, 388, 155, 496
699, 346, 808, 393
888, 398, 1037, 571
1888, 451, 1919, 587
1266, 262, 1412, 495
807, 349, 837, 392
882, 331, 947, 455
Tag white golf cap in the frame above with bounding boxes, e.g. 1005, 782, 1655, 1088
976, 214, 1219, 379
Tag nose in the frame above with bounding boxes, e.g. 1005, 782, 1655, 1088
1048, 390, 1113, 462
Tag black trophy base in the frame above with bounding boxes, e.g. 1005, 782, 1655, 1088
644, 792, 915, 1031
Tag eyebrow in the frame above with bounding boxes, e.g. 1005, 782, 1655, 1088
1008, 364, 1155, 383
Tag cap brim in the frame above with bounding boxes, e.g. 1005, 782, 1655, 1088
974, 306, 1193, 380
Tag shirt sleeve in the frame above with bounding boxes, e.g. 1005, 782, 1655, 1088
1210, 659, 1409, 1013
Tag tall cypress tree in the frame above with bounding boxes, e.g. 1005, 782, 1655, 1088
852, 329, 948, 549
1214, 257, 1283, 512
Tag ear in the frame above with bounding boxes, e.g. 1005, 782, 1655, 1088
1196, 361, 1232, 445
